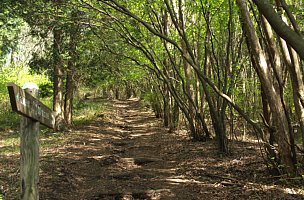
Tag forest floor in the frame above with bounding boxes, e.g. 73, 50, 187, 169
1, 98, 304, 199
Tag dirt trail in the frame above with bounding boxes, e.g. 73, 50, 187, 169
35, 99, 304, 199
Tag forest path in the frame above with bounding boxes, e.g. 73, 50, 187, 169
38, 99, 303, 200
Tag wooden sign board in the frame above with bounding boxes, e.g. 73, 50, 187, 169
7, 82, 55, 129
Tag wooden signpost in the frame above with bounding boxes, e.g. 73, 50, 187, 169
7, 82, 55, 200
7, 82, 55, 129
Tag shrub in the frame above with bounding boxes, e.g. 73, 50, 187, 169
0, 65, 51, 129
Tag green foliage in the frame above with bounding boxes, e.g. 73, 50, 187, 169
74, 15, 149, 92
0, 65, 52, 129
0, 1, 24, 65
0, 133, 19, 155
73, 100, 105, 125
141, 88, 162, 108
141, 91, 154, 107
39, 82, 53, 98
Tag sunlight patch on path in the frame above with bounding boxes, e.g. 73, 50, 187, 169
37, 99, 304, 199
113, 104, 128, 108
130, 132, 156, 138
165, 176, 203, 185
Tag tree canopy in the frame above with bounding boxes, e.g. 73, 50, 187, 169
2, 0, 304, 177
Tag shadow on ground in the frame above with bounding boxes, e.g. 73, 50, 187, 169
1, 99, 304, 199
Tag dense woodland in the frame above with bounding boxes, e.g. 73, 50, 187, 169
1, 0, 304, 189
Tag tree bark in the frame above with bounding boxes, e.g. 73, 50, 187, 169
178, 0, 199, 140
203, 10, 228, 152
64, 16, 79, 125
64, 65, 75, 125
237, 0, 296, 175
278, 21, 304, 149
252, 0, 304, 60
53, 27, 65, 131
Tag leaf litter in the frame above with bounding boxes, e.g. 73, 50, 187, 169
1, 99, 304, 199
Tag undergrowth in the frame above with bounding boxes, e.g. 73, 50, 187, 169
73, 98, 105, 125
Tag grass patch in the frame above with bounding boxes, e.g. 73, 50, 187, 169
39, 129, 70, 150
73, 98, 105, 125
0, 129, 68, 156
0, 98, 106, 156
0, 131, 19, 155
0, 97, 51, 131
0, 109, 20, 130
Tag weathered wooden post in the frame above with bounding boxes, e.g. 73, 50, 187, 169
7, 82, 55, 200
20, 83, 40, 200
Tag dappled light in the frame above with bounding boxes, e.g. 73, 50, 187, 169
130, 132, 156, 138
1, 99, 304, 199
166, 176, 203, 185
2, 0, 304, 199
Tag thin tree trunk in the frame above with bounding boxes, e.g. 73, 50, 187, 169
64, 18, 78, 125
179, 3, 197, 139
163, 83, 170, 127
53, 27, 65, 131
277, 12, 304, 150
252, 0, 304, 60
203, 10, 228, 153
64, 62, 75, 125
237, 0, 295, 175
288, 48, 304, 149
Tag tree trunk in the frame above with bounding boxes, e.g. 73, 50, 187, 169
277, 14, 304, 150
288, 48, 304, 149
237, 0, 296, 175
203, 11, 228, 153
64, 63, 75, 126
163, 83, 170, 127
64, 17, 79, 126
252, 0, 304, 60
53, 27, 65, 131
